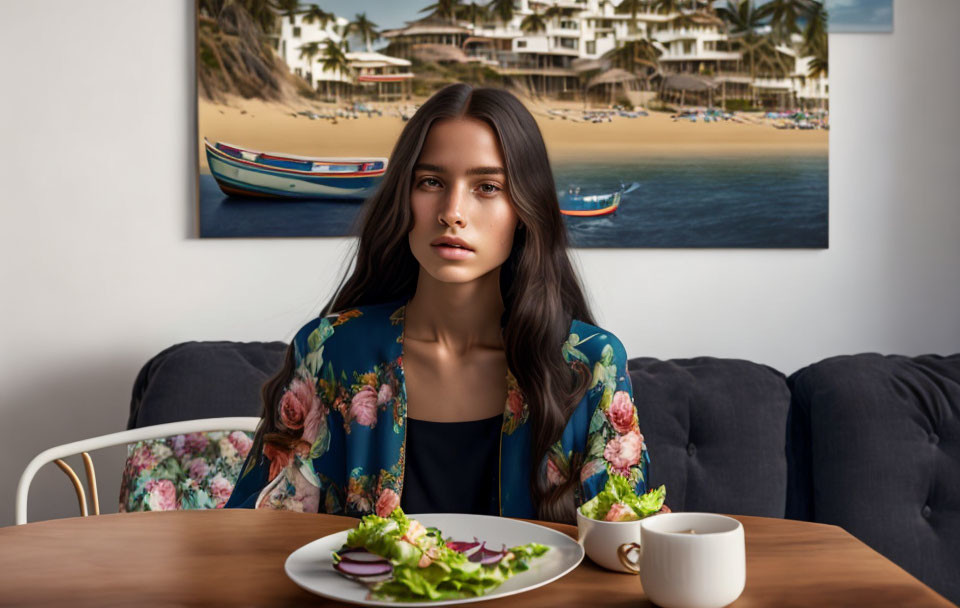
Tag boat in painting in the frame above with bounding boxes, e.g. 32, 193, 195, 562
558, 182, 639, 217
203, 137, 387, 200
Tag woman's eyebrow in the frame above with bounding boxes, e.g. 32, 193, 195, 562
413, 163, 505, 176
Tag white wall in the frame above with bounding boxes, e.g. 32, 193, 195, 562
1, 0, 958, 527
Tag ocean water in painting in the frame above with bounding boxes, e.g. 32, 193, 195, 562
199, 154, 828, 248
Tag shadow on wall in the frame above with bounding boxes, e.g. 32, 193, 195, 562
1, 354, 139, 526
187, 0, 199, 241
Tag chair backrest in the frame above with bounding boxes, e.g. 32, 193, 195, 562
15, 417, 261, 525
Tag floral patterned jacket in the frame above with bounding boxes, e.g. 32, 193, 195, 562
225, 299, 650, 518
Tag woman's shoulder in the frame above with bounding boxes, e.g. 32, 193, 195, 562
564, 318, 630, 366
289, 299, 406, 362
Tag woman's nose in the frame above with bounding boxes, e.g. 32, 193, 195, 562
438, 183, 467, 228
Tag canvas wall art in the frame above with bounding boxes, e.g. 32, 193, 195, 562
197, 0, 829, 247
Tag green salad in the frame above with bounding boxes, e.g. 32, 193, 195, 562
579, 475, 667, 521
332, 508, 550, 601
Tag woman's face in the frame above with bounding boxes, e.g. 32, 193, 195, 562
408, 117, 520, 285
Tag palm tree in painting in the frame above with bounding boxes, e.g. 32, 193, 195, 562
544, 1, 565, 28
321, 28, 353, 104
653, 0, 683, 16
301, 4, 335, 30
716, 0, 769, 103
616, 0, 651, 35
763, 0, 817, 44
802, 2, 828, 78
348, 13, 380, 52
519, 5, 549, 97
488, 0, 516, 25
458, 1, 490, 28
603, 38, 662, 90
420, 0, 463, 24
520, 7, 547, 34
272, 0, 300, 26
298, 40, 323, 84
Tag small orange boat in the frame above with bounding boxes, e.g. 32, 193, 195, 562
558, 182, 639, 217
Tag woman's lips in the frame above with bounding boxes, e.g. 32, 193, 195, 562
431, 244, 475, 260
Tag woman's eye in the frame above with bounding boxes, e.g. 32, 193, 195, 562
420, 177, 441, 188
478, 183, 501, 195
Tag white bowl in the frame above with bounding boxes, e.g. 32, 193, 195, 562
575, 507, 643, 573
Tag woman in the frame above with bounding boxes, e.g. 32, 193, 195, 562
225, 83, 651, 524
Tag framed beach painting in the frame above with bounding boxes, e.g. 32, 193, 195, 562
196, 0, 829, 248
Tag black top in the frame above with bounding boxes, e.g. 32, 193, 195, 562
399, 414, 501, 516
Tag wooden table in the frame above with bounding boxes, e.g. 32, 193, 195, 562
0, 510, 952, 607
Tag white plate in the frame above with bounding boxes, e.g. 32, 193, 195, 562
284, 513, 585, 606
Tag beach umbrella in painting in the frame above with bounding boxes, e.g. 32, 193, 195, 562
586, 68, 641, 106
410, 43, 471, 64
661, 74, 719, 108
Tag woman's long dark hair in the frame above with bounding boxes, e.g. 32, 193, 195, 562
253, 83, 596, 523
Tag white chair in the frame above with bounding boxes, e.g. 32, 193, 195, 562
15, 417, 261, 525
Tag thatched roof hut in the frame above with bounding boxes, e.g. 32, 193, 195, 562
662, 74, 718, 91
587, 68, 640, 89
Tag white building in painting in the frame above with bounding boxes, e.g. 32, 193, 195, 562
270, 0, 826, 108
276, 11, 414, 100
379, 0, 827, 109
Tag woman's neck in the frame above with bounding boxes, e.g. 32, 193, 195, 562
404, 268, 504, 355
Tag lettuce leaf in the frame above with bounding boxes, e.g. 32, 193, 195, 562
345, 510, 421, 567
372, 541, 548, 601
340, 508, 551, 601
579, 475, 666, 520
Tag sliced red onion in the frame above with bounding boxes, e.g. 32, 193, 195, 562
446, 539, 481, 554
334, 559, 394, 578
468, 542, 508, 566
337, 549, 389, 563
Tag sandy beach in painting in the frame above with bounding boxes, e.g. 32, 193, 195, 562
198, 95, 828, 172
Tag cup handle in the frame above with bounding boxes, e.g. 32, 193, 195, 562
617, 542, 642, 574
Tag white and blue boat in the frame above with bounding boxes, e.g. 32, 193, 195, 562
203, 137, 387, 200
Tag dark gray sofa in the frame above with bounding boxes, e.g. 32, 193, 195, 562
127, 342, 960, 605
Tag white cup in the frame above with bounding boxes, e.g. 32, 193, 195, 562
618, 512, 746, 608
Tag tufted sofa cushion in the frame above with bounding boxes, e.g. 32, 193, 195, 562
787, 353, 960, 605
627, 356, 791, 517
127, 341, 287, 429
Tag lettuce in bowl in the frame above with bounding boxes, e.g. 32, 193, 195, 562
579, 475, 667, 521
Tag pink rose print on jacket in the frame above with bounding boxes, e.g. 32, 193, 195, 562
302, 405, 326, 444
377, 383, 394, 406
145, 479, 177, 511
603, 430, 644, 476
280, 377, 317, 430
507, 390, 524, 419
375, 488, 400, 517
546, 457, 566, 487
350, 385, 379, 427
606, 391, 638, 434
579, 458, 606, 483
